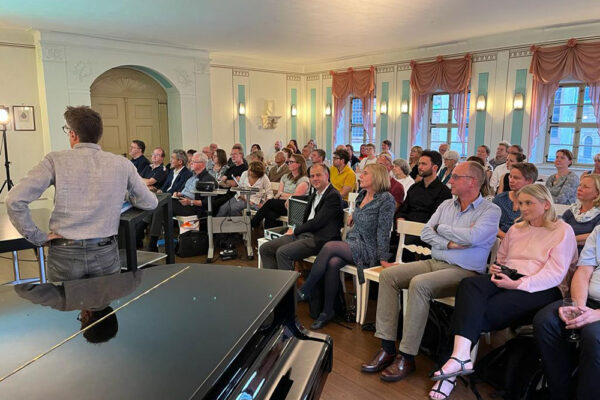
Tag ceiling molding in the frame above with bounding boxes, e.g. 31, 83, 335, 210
286, 74, 301, 81
376, 66, 395, 73
306, 74, 320, 81
472, 52, 497, 62
510, 47, 533, 58
232, 69, 249, 77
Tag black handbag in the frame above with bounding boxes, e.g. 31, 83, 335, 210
176, 231, 208, 257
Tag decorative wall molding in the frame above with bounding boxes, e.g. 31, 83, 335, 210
194, 60, 210, 74
286, 74, 301, 81
173, 69, 193, 88
70, 60, 94, 82
472, 52, 497, 62
322, 73, 331, 80
232, 69, 249, 77
377, 66, 395, 73
306, 74, 320, 81
397, 63, 411, 71
41, 45, 65, 62
510, 47, 533, 58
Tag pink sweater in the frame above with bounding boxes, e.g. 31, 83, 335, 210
496, 220, 578, 295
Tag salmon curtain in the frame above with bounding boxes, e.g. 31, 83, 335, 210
528, 38, 600, 156
410, 54, 472, 146
330, 66, 375, 144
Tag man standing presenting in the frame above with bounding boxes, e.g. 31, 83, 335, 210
260, 163, 344, 270
6, 106, 158, 282
129, 139, 150, 174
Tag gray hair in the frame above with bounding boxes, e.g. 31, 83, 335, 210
194, 152, 208, 164
172, 149, 188, 165
444, 150, 460, 161
393, 158, 411, 175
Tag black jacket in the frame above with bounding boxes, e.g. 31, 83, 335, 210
292, 185, 344, 248
161, 167, 193, 194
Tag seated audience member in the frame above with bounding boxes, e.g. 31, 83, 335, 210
209, 143, 218, 153
201, 146, 213, 170
489, 141, 510, 170
438, 143, 449, 157
288, 139, 300, 154
582, 153, 600, 177
140, 147, 168, 191
209, 148, 229, 181
359, 144, 367, 160
361, 161, 500, 383
408, 145, 423, 179
158, 150, 192, 195
437, 150, 459, 186
302, 145, 312, 168
251, 154, 309, 228
186, 149, 197, 168
357, 143, 377, 172
221, 147, 248, 188
310, 148, 327, 169
493, 162, 538, 238
307, 138, 317, 151
281, 147, 293, 160
298, 164, 396, 329
216, 161, 272, 217
495, 151, 526, 193
381, 139, 395, 159
346, 144, 360, 170
546, 149, 579, 205
227, 143, 248, 167
267, 140, 283, 164
395, 150, 451, 223
129, 139, 150, 174
250, 143, 261, 152
247, 150, 265, 165
146, 153, 215, 251
376, 153, 404, 209
533, 225, 600, 400
467, 156, 494, 200
260, 164, 344, 270
430, 184, 577, 400
562, 174, 600, 252
391, 159, 414, 199
267, 151, 289, 183
329, 149, 356, 202
475, 144, 493, 178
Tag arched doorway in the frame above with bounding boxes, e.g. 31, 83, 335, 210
90, 67, 169, 157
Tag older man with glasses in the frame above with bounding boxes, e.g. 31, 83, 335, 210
140, 147, 168, 191
128, 139, 150, 174
361, 161, 500, 383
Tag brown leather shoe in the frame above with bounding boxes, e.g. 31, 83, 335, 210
361, 348, 396, 373
380, 354, 416, 382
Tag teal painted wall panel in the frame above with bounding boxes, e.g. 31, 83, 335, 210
326, 87, 332, 158
238, 85, 246, 152
380, 82, 389, 142
400, 80, 410, 159
511, 69, 527, 146
291, 88, 297, 140
474, 73, 489, 149
310, 88, 317, 140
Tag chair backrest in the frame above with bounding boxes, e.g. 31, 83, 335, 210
554, 203, 570, 217
395, 220, 431, 263
488, 238, 501, 268
347, 192, 359, 209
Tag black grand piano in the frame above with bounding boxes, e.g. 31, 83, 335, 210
0, 264, 332, 399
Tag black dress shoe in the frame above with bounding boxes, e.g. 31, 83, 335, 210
361, 348, 396, 373
296, 289, 308, 303
310, 312, 334, 330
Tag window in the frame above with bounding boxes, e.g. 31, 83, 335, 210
545, 84, 598, 164
349, 97, 376, 150
428, 93, 470, 157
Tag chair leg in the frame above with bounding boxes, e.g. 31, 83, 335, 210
360, 280, 370, 325
352, 274, 361, 324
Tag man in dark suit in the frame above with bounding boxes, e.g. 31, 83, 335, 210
260, 163, 344, 270
159, 149, 193, 194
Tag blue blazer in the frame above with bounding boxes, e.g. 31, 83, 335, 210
161, 167, 193, 194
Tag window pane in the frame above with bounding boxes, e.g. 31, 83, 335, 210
351, 126, 364, 142
548, 126, 575, 145
451, 128, 468, 157
547, 144, 574, 161
578, 128, 600, 164
431, 141, 446, 151
584, 86, 592, 104
579, 147, 600, 164
430, 128, 448, 143
351, 98, 363, 124
432, 110, 449, 124
432, 94, 450, 109
582, 105, 597, 123
554, 86, 579, 105
551, 105, 577, 123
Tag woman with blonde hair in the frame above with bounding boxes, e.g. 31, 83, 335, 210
429, 183, 578, 400
562, 174, 600, 251
408, 145, 423, 179
297, 163, 396, 330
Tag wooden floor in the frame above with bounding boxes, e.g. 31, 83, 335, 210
1, 245, 497, 400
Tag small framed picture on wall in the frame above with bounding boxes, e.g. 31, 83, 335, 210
13, 106, 35, 131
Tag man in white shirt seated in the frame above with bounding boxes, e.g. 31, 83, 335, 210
259, 163, 344, 271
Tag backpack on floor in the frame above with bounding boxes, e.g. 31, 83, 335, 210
176, 231, 208, 257
470, 335, 547, 400
419, 300, 455, 366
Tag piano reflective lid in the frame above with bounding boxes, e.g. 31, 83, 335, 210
0, 264, 332, 399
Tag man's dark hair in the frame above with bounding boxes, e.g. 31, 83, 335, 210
82, 307, 119, 344
421, 150, 442, 169
383, 139, 392, 147
154, 147, 165, 158
132, 140, 146, 154
187, 149, 197, 156
313, 149, 326, 161
63, 106, 103, 144
510, 144, 523, 153
333, 149, 350, 164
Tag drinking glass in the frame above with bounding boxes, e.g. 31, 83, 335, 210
562, 298, 582, 342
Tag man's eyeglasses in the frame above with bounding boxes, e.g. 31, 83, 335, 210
450, 174, 475, 180
332, 156, 340, 160
62, 125, 72, 134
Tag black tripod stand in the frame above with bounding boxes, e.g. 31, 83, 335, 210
0, 126, 14, 194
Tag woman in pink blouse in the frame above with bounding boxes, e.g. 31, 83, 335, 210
428, 183, 578, 400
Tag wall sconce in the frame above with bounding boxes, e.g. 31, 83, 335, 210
513, 93, 524, 110
325, 103, 332, 116
380, 100, 388, 115
290, 104, 297, 117
476, 95, 486, 111
0, 106, 9, 127
400, 100, 409, 114
238, 102, 246, 116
